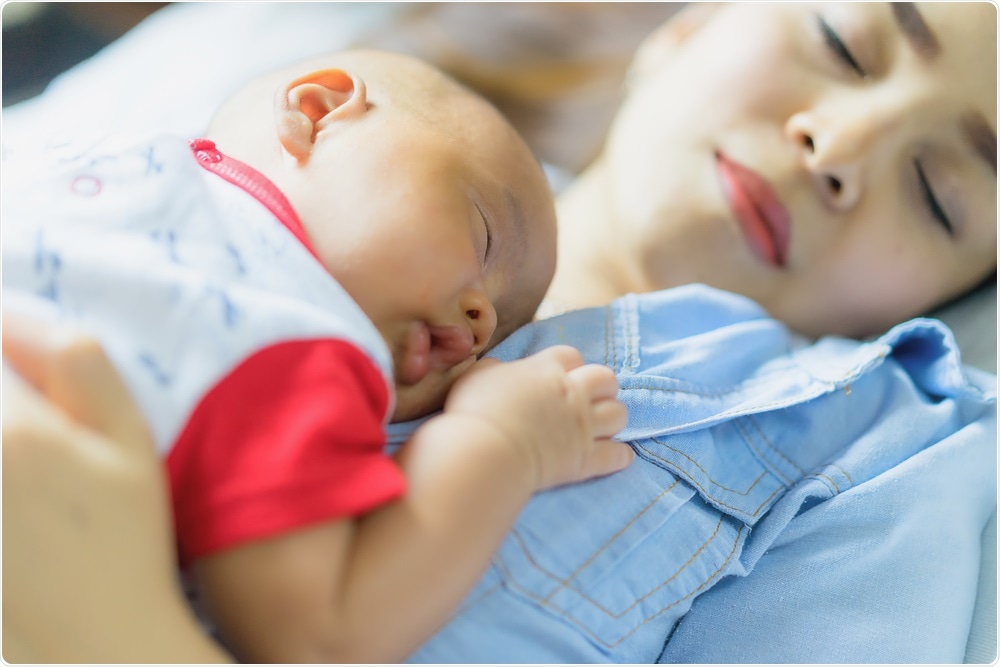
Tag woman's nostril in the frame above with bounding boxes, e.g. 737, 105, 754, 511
803, 135, 815, 153
828, 176, 842, 194
466, 309, 480, 320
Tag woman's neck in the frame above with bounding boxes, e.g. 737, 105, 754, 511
542, 159, 643, 315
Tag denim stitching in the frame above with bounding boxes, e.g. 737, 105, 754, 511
813, 472, 842, 494
623, 367, 804, 397
828, 462, 855, 487
493, 522, 744, 649
623, 380, 840, 425
640, 440, 783, 516
509, 515, 723, 618
622, 332, 895, 398
645, 438, 767, 496
623, 298, 636, 373
619, 299, 629, 373
743, 412, 805, 475
542, 481, 681, 603
732, 417, 796, 487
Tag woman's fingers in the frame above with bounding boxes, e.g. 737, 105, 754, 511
2, 309, 60, 390
3, 362, 53, 430
2, 362, 196, 663
2, 311, 150, 449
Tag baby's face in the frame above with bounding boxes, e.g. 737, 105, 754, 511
292, 65, 556, 421
606, 2, 996, 338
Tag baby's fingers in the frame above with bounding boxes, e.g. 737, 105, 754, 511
582, 439, 635, 478
539, 345, 585, 372
569, 363, 620, 401
592, 398, 628, 439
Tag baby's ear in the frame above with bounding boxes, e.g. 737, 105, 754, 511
629, 3, 721, 84
274, 68, 368, 163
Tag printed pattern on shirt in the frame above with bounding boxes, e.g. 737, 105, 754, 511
2, 134, 402, 563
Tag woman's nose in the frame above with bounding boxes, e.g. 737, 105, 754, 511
785, 110, 867, 212
459, 287, 498, 357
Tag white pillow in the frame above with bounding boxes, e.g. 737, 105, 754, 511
930, 280, 997, 373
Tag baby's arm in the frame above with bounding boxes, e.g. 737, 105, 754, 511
193, 345, 630, 663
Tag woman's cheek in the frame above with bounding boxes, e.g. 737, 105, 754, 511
699, 10, 806, 110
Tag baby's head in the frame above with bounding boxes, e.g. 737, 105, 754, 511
207, 50, 557, 421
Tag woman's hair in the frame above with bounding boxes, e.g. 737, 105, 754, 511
931, 268, 997, 315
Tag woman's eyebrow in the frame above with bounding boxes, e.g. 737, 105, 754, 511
963, 112, 998, 174
889, 4, 995, 175
890, 2, 941, 61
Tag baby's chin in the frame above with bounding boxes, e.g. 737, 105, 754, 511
390, 383, 447, 424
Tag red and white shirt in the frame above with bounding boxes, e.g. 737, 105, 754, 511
3, 135, 406, 565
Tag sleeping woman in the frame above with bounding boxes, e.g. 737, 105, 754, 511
3, 2, 996, 663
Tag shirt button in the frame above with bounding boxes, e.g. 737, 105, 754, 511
190, 138, 222, 163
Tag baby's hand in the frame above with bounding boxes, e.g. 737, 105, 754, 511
444, 345, 632, 490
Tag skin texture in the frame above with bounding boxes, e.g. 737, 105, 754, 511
549, 2, 997, 338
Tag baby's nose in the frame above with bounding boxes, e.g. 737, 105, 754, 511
460, 289, 498, 355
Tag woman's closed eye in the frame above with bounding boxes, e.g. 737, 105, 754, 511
914, 161, 955, 237
817, 14, 867, 79
812, 13, 960, 241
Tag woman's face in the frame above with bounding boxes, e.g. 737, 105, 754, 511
606, 2, 996, 337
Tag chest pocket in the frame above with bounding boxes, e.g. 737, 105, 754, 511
477, 455, 748, 655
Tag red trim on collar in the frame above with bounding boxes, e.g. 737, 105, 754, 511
189, 139, 320, 262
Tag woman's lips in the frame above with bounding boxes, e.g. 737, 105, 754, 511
714, 151, 791, 267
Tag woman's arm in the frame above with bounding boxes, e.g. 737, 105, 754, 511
1, 318, 231, 664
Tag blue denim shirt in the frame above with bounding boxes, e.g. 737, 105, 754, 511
388, 285, 997, 663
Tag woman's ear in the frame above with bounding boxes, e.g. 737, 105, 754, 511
629, 3, 722, 86
274, 68, 368, 163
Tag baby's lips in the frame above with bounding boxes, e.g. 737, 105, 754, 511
397, 322, 475, 387
398, 323, 430, 386
426, 324, 475, 369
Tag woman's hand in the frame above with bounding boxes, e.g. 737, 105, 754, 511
2, 316, 230, 663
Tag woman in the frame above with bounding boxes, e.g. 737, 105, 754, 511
4, 2, 996, 663
546, 2, 996, 339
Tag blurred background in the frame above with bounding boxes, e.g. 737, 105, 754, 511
3, 2, 166, 105
1, 2, 680, 175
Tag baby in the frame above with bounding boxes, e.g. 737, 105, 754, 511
1, 49, 632, 662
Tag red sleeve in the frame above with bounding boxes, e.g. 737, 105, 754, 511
166, 338, 405, 566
